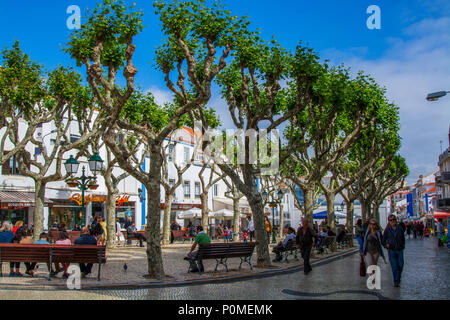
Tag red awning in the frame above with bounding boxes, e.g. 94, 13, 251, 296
434, 211, 450, 219
0, 191, 51, 209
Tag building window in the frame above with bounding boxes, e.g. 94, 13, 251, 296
183, 181, 191, 198
184, 147, 190, 163
169, 179, 176, 197
70, 134, 81, 143
213, 184, 218, 197
1, 154, 22, 175
195, 182, 201, 198
168, 144, 174, 162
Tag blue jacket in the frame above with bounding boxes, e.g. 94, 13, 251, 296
363, 230, 386, 260
0, 231, 14, 244
382, 225, 405, 251
74, 234, 98, 245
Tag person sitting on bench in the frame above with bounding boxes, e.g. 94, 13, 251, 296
336, 227, 347, 244
126, 224, 146, 247
272, 227, 296, 262
184, 225, 210, 273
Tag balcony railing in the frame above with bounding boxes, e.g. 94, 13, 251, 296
436, 176, 442, 185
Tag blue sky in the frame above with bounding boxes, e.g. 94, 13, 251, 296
1, 0, 449, 185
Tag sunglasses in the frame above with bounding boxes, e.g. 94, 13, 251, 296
389, 219, 397, 222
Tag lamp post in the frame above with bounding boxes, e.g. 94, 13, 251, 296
262, 189, 284, 244
64, 153, 103, 227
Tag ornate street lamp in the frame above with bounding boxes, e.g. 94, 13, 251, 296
64, 153, 103, 227
262, 188, 284, 244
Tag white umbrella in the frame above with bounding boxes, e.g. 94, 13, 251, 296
335, 212, 347, 219
177, 208, 214, 219
213, 208, 246, 219
177, 208, 202, 219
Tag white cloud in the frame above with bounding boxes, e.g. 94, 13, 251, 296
145, 86, 173, 106
322, 17, 450, 185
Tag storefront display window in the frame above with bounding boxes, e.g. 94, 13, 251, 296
0, 208, 27, 225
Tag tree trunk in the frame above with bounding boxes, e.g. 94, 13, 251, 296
105, 191, 117, 249
302, 186, 315, 226
278, 203, 284, 238
200, 193, 209, 233
360, 198, 371, 222
233, 196, 240, 242
325, 192, 336, 233
145, 147, 165, 279
325, 191, 337, 252
33, 180, 46, 242
162, 193, 173, 246
247, 193, 271, 267
104, 169, 118, 249
345, 200, 355, 234
373, 202, 380, 225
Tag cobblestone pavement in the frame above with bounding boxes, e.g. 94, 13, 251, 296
0, 237, 448, 300
0, 239, 343, 289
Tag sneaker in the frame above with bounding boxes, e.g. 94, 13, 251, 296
25, 270, 34, 277
62, 273, 70, 279
394, 284, 400, 287
15, 272, 24, 277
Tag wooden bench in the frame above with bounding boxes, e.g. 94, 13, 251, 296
278, 239, 299, 262
323, 236, 336, 253
187, 242, 256, 274
171, 230, 195, 243
0, 244, 106, 281
49, 231, 81, 244
124, 230, 148, 246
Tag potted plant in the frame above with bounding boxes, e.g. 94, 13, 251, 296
88, 180, 99, 190
66, 177, 78, 188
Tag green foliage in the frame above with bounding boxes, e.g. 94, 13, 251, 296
154, 0, 250, 73
64, 0, 144, 68
0, 40, 45, 118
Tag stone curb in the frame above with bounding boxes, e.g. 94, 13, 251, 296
0, 248, 358, 291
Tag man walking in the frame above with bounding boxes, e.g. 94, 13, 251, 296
382, 215, 405, 287
296, 218, 317, 275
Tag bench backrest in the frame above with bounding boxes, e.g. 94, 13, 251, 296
172, 230, 185, 238
0, 244, 106, 264
49, 231, 81, 244
198, 242, 256, 259
323, 236, 336, 246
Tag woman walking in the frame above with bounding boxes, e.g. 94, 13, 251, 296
116, 218, 123, 246
363, 219, 386, 271
355, 219, 365, 256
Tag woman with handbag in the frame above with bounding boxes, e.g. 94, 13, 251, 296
363, 219, 386, 273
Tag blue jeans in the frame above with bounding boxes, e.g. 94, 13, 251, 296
388, 250, 404, 285
356, 237, 363, 253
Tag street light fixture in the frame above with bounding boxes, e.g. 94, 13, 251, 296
262, 188, 284, 244
64, 153, 103, 227
426, 91, 449, 101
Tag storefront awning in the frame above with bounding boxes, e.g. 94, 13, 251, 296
0, 191, 51, 208
434, 210, 450, 219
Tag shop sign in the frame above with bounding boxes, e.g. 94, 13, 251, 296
70, 194, 130, 206
1, 202, 33, 209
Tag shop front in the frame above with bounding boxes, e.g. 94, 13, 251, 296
0, 191, 50, 225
